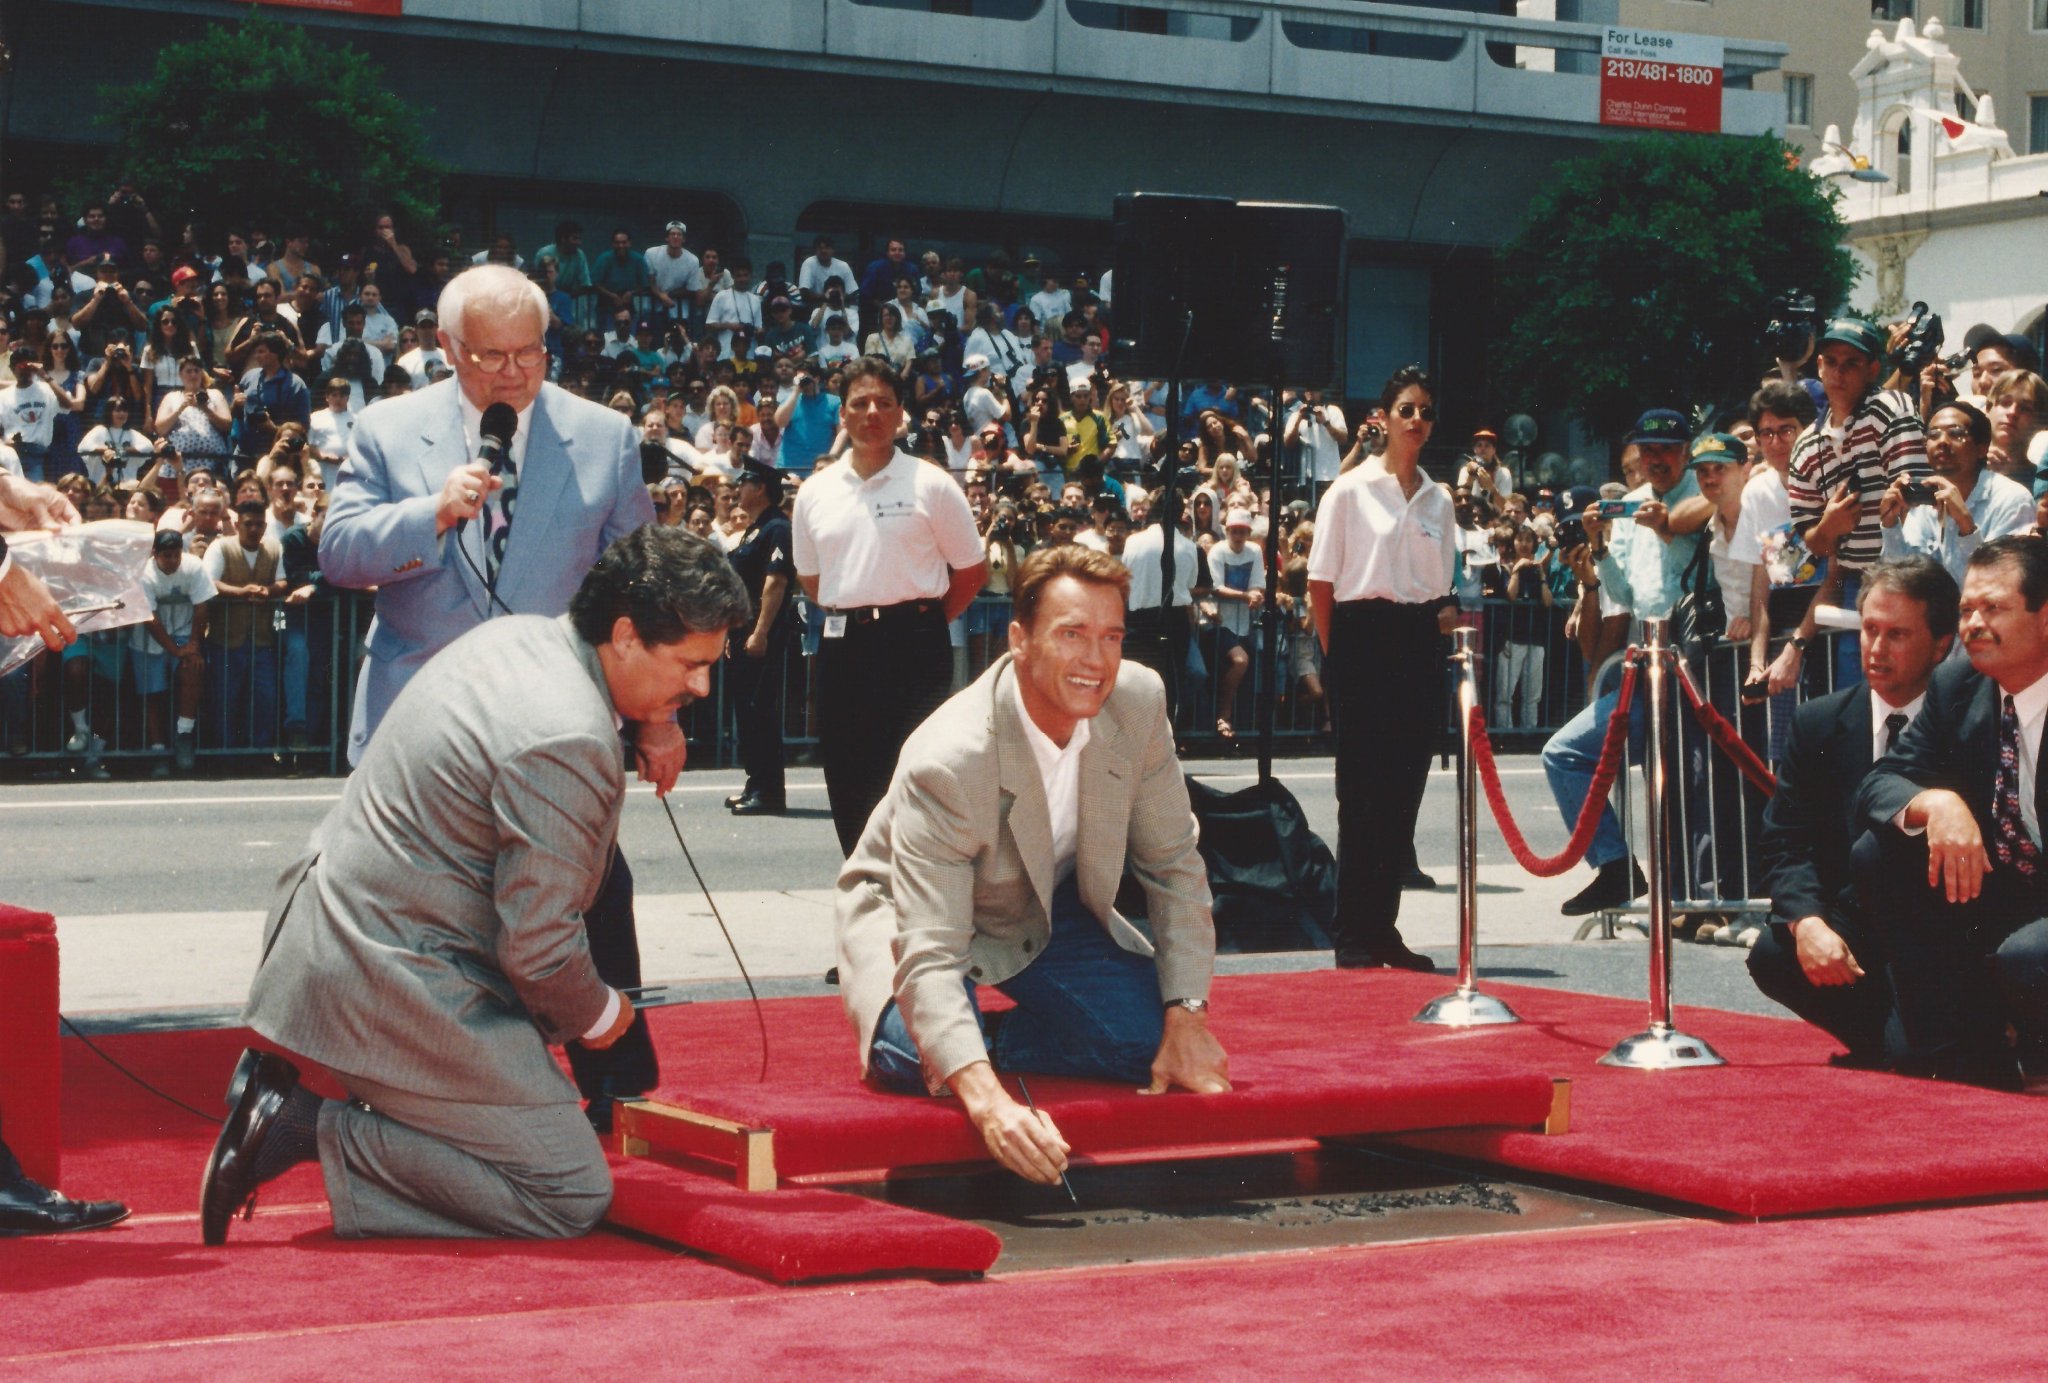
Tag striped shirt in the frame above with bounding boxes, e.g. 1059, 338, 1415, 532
1786, 387, 1928, 571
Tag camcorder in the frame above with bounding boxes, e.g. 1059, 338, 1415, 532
639, 440, 671, 485
1556, 515, 1587, 550
1895, 301, 1968, 377
1762, 291, 1820, 361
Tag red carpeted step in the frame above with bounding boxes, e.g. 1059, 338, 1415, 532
641, 1045, 1560, 1180
603, 1156, 999, 1282
1, 903, 62, 1187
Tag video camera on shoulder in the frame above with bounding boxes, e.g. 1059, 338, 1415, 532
1762, 290, 1819, 361
1895, 301, 1967, 377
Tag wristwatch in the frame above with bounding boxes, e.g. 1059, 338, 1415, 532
1164, 997, 1209, 1016
1790, 636, 1810, 654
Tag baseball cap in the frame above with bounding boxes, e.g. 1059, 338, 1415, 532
1559, 485, 1599, 517
1628, 409, 1690, 446
665, 220, 688, 235
1816, 315, 1885, 360
171, 265, 199, 286
153, 529, 184, 554
961, 352, 990, 375
415, 309, 437, 326
1688, 432, 1747, 468
1471, 428, 1498, 442
750, 345, 774, 361
1224, 508, 1253, 531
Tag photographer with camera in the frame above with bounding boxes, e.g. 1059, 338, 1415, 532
1339, 410, 1386, 475
1542, 409, 1705, 916
71, 258, 146, 360
1879, 399, 2030, 590
155, 356, 233, 464
1284, 389, 1347, 497
78, 394, 152, 486
773, 364, 841, 472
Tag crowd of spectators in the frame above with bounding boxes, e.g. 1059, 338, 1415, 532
1, 183, 2044, 791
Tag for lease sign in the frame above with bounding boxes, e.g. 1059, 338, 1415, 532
1599, 27, 1724, 134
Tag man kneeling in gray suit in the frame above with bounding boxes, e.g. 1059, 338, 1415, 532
200, 527, 749, 1243
837, 544, 1230, 1187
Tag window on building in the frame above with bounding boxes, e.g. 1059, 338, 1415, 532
2031, 94, 2048, 155
1785, 73, 1813, 128
1949, 0, 1984, 28
2034, 0, 2048, 30
1872, 1, 1914, 21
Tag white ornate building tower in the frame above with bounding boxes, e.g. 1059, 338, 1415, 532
1811, 17, 2045, 344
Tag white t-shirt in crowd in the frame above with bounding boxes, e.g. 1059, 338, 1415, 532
1207, 541, 1266, 637
1121, 524, 1203, 609
1292, 402, 1347, 485
1028, 288, 1072, 325
815, 337, 859, 367
706, 288, 762, 360
644, 244, 705, 298
0, 379, 60, 448
799, 255, 858, 301
77, 424, 153, 485
307, 406, 355, 491
132, 553, 217, 651
393, 345, 448, 389
791, 452, 983, 609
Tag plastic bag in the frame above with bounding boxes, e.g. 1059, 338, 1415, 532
0, 520, 154, 677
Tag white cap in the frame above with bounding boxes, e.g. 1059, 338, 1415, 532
1224, 508, 1253, 531
962, 352, 990, 374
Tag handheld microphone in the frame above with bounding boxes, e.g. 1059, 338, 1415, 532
455, 402, 520, 543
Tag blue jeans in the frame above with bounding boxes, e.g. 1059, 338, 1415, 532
220, 643, 278, 749
868, 874, 1165, 1092
280, 620, 310, 733
1540, 678, 1649, 872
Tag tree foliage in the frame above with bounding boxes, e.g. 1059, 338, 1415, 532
84, 12, 441, 249
1494, 133, 1855, 446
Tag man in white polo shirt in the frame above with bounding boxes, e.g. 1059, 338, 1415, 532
643, 220, 705, 328
793, 356, 988, 854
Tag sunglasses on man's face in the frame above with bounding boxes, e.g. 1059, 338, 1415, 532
1394, 403, 1435, 421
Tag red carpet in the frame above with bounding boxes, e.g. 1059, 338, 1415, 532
605, 1158, 999, 1281
9, 1200, 2048, 1378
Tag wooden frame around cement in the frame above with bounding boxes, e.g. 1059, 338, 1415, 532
614, 1078, 1571, 1193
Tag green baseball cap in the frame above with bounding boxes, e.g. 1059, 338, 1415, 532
1688, 432, 1747, 467
1816, 315, 1884, 359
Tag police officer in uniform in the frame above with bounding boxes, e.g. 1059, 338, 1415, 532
1306, 364, 1457, 972
792, 357, 988, 855
725, 459, 795, 815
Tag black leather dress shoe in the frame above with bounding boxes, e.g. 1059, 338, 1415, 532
1560, 859, 1649, 917
1401, 868, 1439, 891
0, 1158, 129, 1237
729, 791, 787, 816
200, 1048, 301, 1246
1334, 942, 1439, 973
723, 792, 746, 809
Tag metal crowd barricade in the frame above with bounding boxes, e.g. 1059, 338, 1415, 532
1581, 624, 1847, 943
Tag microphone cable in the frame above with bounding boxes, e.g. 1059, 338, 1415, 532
658, 792, 770, 1083
58, 1014, 223, 1126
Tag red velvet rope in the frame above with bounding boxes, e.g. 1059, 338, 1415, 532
1673, 659, 1778, 799
1470, 655, 1641, 877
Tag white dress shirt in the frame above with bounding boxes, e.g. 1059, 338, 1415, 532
1305, 460, 1456, 604
1870, 689, 1925, 763
2007, 674, 2048, 847
1011, 674, 1090, 881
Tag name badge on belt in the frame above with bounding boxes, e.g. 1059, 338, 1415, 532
823, 614, 848, 639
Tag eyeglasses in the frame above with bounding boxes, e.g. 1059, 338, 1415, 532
1757, 423, 1801, 442
456, 341, 548, 373
1394, 403, 1436, 421
1929, 424, 1975, 441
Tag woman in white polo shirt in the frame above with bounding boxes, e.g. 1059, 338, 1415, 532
1307, 364, 1458, 972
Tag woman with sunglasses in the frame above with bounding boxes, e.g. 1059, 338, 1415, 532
1306, 364, 1457, 973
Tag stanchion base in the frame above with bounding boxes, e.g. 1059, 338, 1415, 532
1597, 1026, 1725, 1070
1413, 987, 1522, 1027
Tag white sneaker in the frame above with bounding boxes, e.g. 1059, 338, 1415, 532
64, 727, 90, 753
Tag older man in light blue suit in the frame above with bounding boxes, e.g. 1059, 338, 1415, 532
320, 264, 669, 1121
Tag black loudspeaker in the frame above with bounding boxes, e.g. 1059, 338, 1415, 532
1233, 201, 1348, 391
1111, 193, 1348, 388
1111, 192, 1236, 379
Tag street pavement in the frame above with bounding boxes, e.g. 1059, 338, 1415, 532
0, 754, 1786, 1033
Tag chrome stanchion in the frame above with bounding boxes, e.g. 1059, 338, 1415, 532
1600, 618, 1724, 1069
1415, 627, 1519, 1027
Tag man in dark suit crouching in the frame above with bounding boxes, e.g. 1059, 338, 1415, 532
1854, 535, 2048, 1090
1749, 556, 1958, 1068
